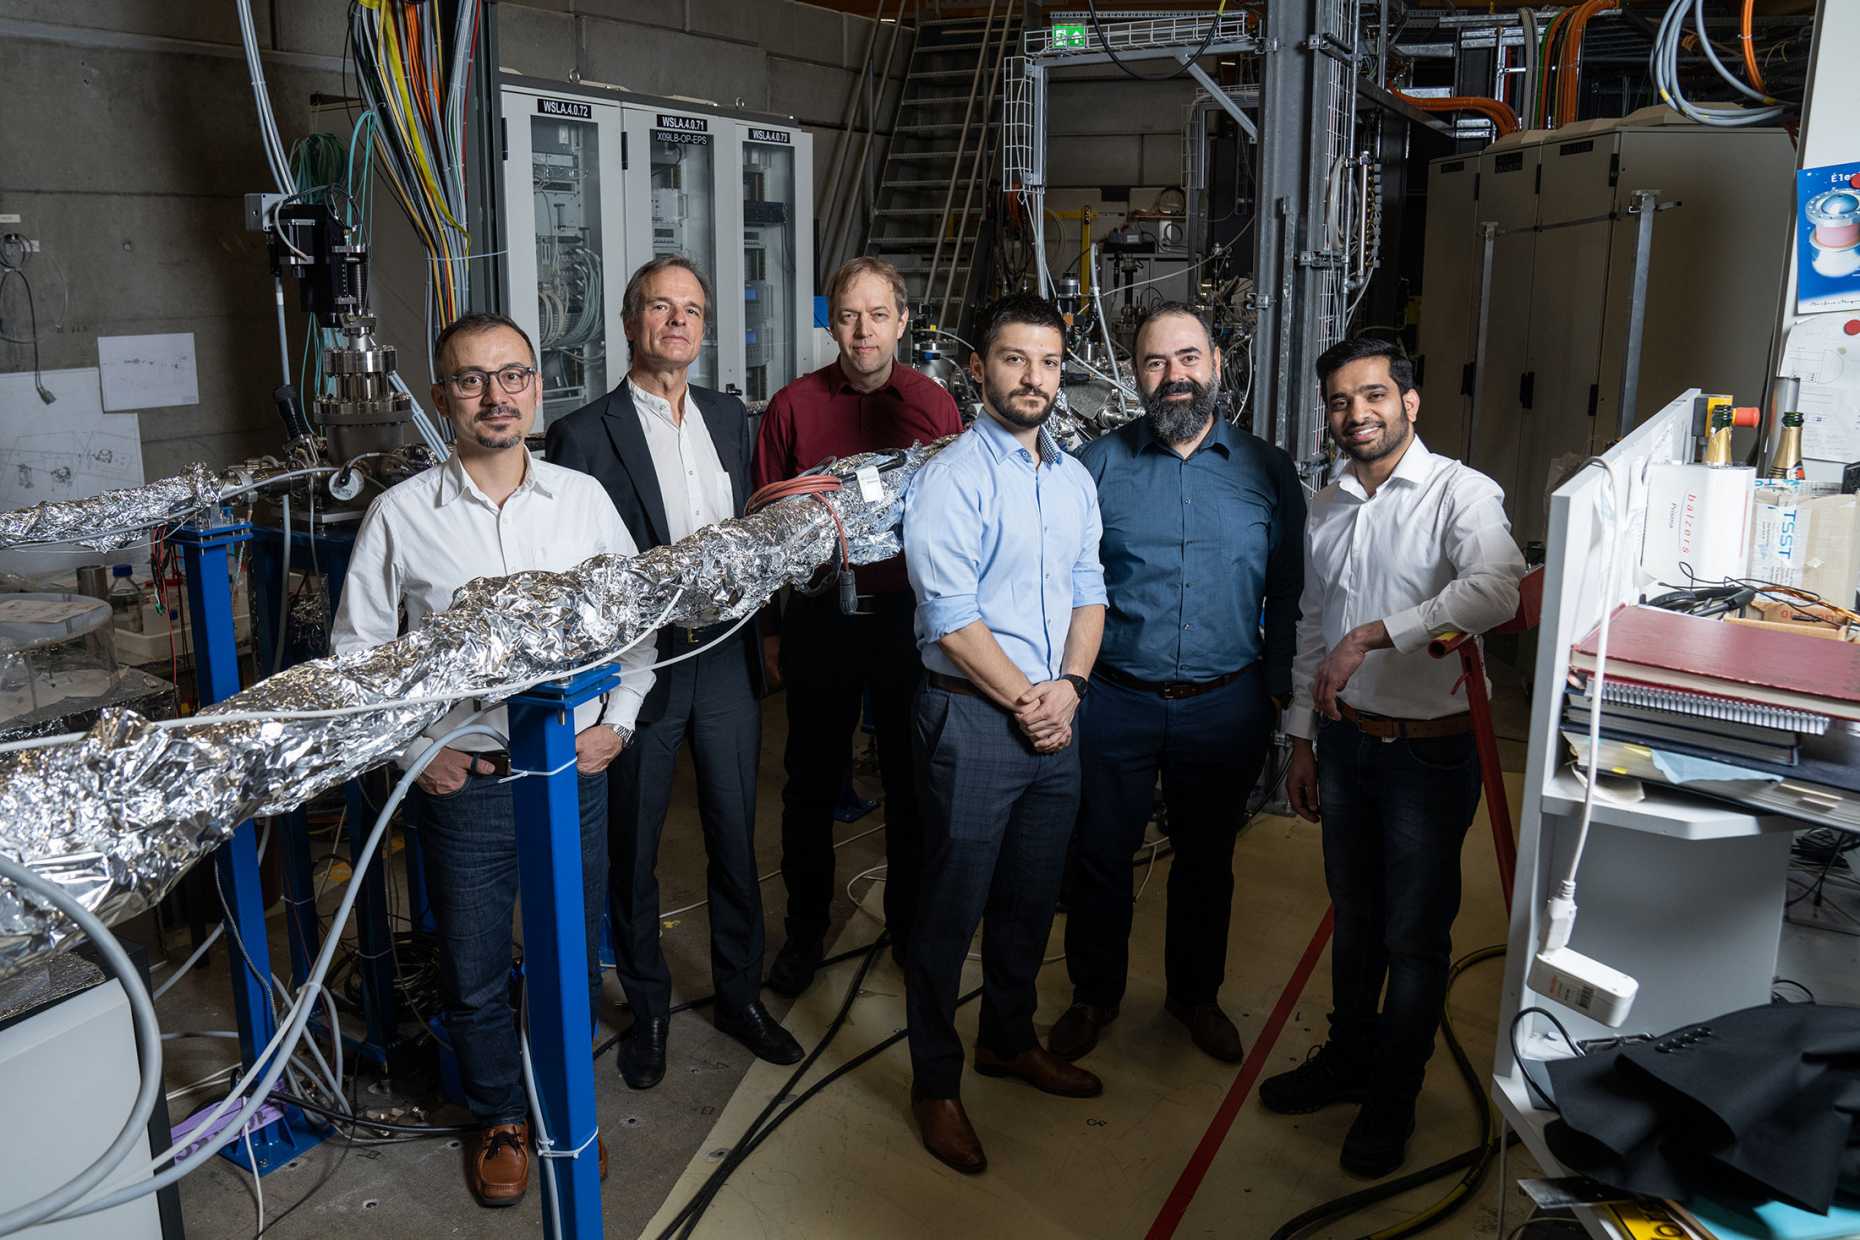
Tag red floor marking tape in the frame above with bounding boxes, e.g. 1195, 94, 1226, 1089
1144, 905, 1336, 1240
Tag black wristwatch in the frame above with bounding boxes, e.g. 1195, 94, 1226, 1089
1063, 673, 1090, 700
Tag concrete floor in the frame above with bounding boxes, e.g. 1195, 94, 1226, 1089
152, 667, 1562, 1239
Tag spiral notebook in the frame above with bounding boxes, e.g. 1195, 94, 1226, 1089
1572, 682, 1831, 738
1570, 606, 1860, 724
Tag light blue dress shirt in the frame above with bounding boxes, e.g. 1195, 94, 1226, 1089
903, 413, 1108, 685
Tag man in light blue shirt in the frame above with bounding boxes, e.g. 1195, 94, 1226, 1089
900, 293, 1108, 1175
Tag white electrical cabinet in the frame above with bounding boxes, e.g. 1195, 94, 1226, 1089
500, 80, 815, 424
1416, 110, 1795, 548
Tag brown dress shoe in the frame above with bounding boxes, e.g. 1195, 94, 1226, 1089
911, 1094, 987, 1174
973, 1044, 1104, 1097
1165, 997, 1247, 1063
1048, 1003, 1118, 1061
467, 1122, 531, 1208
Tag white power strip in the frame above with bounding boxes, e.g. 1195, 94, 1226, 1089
1529, 946, 1638, 1028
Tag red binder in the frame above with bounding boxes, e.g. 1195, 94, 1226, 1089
1569, 605, 1860, 723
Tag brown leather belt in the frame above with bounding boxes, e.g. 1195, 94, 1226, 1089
1338, 702, 1473, 740
1096, 663, 1247, 701
927, 671, 988, 700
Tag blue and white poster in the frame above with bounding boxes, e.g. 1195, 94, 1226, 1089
1797, 162, 1860, 314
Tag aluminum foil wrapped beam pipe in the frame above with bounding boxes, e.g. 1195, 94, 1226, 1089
0, 460, 340, 554
0, 464, 226, 554
0, 439, 948, 979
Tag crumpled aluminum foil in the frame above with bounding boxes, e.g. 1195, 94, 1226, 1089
0, 438, 949, 977
0, 464, 224, 553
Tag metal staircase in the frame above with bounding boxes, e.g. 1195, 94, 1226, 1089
863, 5, 1021, 330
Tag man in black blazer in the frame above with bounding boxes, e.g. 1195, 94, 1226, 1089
545, 255, 802, 1089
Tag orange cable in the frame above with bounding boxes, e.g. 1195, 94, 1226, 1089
1741, 0, 1766, 93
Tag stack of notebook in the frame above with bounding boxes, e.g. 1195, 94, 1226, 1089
1561, 607, 1860, 829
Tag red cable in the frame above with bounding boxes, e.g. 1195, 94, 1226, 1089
746, 475, 851, 567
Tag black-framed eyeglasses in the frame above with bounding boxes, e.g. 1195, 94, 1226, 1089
442, 365, 537, 397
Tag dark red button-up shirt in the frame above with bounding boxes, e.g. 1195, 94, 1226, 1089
752, 359, 963, 596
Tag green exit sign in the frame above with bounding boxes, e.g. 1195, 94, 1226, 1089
1051, 22, 1088, 48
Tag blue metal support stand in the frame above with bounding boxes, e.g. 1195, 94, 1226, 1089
174, 521, 326, 1175
507, 666, 616, 1240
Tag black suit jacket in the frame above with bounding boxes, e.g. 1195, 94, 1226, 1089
544, 378, 767, 722
1545, 1003, 1860, 1213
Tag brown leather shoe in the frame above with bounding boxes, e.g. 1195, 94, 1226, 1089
1165, 997, 1247, 1063
1048, 1003, 1118, 1061
973, 1043, 1104, 1097
466, 1122, 530, 1208
599, 1136, 608, 1183
911, 1094, 987, 1174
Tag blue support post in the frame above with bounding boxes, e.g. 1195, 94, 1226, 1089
506, 666, 616, 1240
174, 521, 325, 1175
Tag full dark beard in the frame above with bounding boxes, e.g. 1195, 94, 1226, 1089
984, 379, 1055, 429
1144, 378, 1218, 445
1337, 409, 1414, 464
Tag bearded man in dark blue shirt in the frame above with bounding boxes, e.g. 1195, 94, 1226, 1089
1051, 303, 1305, 1066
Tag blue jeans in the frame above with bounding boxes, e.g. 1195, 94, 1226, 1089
1066, 665, 1273, 1009
412, 768, 608, 1125
907, 685, 1080, 1099
1316, 716, 1483, 1104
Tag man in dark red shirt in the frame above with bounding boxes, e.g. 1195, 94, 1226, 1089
752, 256, 964, 996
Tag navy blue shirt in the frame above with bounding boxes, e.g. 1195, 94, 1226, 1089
1077, 415, 1305, 695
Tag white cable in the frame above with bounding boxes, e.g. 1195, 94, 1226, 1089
152, 924, 223, 1001
1542, 457, 1625, 954
0, 855, 165, 1235
660, 821, 888, 921
28, 721, 504, 1227
519, 995, 566, 1240
272, 492, 292, 674
240, 1125, 264, 1235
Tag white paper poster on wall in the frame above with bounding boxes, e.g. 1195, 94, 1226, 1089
0, 367, 148, 575
97, 332, 199, 412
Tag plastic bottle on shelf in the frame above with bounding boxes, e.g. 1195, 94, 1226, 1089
108, 565, 144, 633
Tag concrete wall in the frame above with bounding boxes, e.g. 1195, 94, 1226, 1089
0, 0, 907, 482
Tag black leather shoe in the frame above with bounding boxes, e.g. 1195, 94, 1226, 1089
715, 1001, 804, 1065
1340, 1094, 1416, 1179
766, 937, 825, 998
1164, 997, 1246, 1063
1047, 1003, 1118, 1061
617, 1016, 668, 1090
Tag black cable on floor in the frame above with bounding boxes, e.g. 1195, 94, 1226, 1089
1267, 944, 1510, 1240
592, 939, 884, 1062
655, 932, 894, 1239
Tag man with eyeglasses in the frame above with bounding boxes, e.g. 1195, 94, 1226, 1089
547, 255, 804, 1094
331, 311, 655, 1209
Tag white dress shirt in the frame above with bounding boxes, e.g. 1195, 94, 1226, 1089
630, 383, 734, 541
330, 450, 657, 763
1285, 436, 1525, 740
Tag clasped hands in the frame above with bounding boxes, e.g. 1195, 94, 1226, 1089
1014, 678, 1079, 753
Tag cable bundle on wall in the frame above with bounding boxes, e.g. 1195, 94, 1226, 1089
1652, 0, 1790, 127
348, 0, 481, 341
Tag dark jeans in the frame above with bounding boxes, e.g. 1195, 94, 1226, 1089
413, 768, 608, 1126
1316, 716, 1483, 1104
1066, 665, 1273, 1010
610, 639, 763, 1021
906, 684, 1080, 1099
777, 590, 924, 950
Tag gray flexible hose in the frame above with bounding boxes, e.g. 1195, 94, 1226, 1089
0, 855, 165, 1235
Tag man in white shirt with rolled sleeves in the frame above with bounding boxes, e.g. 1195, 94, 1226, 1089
1259, 335, 1524, 1181
331, 311, 654, 1210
